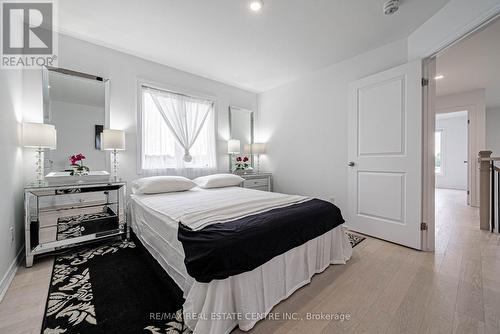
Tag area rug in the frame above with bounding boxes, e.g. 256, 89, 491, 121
347, 231, 365, 248
57, 211, 118, 241
41, 236, 188, 334
42, 232, 364, 334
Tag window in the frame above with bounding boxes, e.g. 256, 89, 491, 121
140, 85, 216, 172
435, 129, 443, 174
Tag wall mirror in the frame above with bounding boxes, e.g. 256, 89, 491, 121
42, 67, 109, 173
229, 106, 254, 165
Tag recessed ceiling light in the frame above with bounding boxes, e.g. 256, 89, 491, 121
434, 75, 444, 80
250, 0, 263, 12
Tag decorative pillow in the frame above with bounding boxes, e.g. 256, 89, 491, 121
193, 173, 244, 189
131, 176, 196, 194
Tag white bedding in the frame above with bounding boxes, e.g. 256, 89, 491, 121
129, 186, 352, 334
134, 186, 308, 230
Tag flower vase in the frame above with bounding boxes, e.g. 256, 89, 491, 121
233, 169, 245, 175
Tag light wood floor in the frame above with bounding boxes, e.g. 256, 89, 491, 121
1, 189, 499, 334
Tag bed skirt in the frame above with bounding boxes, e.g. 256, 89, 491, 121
182, 225, 352, 333
132, 216, 352, 334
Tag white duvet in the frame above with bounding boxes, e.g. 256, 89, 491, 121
134, 186, 309, 230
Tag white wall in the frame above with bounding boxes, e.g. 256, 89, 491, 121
0, 69, 24, 298
257, 39, 408, 212
408, 0, 500, 59
435, 114, 468, 190
486, 107, 500, 156
22, 33, 258, 184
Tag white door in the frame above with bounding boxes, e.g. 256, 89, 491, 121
347, 60, 423, 250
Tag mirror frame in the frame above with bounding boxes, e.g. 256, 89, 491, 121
228, 105, 254, 168
42, 66, 111, 172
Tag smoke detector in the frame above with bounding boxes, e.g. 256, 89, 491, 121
383, 0, 400, 15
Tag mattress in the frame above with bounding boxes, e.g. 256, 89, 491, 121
129, 187, 353, 333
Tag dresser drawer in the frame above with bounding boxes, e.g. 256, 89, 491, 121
243, 178, 269, 188
250, 186, 270, 192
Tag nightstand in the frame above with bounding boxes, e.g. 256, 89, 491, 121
24, 180, 127, 267
240, 173, 272, 192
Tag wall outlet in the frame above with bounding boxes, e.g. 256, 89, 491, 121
9, 226, 14, 244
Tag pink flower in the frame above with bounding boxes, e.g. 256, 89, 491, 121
69, 153, 86, 165
243, 156, 249, 162
236, 156, 242, 162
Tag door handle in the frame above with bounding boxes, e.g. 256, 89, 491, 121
347, 161, 355, 167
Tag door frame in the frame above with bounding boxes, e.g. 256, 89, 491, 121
421, 13, 500, 251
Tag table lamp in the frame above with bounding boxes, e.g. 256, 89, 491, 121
23, 122, 57, 185
252, 143, 266, 174
102, 129, 125, 180
227, 139, 240, 172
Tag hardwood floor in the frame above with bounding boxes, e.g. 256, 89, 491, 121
1, 188, 499, 334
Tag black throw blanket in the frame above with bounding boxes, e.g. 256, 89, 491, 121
178, 198, 345, 283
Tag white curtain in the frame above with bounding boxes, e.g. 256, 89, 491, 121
141, 88, 217, 177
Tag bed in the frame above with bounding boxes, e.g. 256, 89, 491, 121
129, 186, 352, 334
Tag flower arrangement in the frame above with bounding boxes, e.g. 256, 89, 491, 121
233, 156, 250, 173
69, 153, 90, 176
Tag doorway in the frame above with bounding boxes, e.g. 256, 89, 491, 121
435, 111, 469, 200
434, 111, 470, 241
423, 16, 500, 250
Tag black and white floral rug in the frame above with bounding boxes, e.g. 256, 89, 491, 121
57, 211, 117, 241
42, 232, 364, 334
347, 231, 365, 248
41, 237, 188, 334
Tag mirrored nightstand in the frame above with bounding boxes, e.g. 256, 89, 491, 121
24, 180, 127, 267
240, 173, 272, 192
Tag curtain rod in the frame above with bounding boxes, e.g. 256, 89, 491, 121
142, 84, 214, 105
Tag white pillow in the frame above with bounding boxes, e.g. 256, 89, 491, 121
131, 176, 196, 194
193, 173, 244, 189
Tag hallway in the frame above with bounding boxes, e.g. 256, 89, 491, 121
433, 188, 500, 333
435, 188, 478, 254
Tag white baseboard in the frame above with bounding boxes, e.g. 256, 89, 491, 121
0, 246, 24, 302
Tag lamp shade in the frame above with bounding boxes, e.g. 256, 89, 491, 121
23, 123, 57, 149
102, 129, 125, 150
252, 143, 266, 155
227, 139, 240, 154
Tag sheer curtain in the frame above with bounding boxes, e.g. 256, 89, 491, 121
141, 87, 217, 178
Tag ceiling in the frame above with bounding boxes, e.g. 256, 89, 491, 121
57, 0, 449, 92
436, 18, 500, 109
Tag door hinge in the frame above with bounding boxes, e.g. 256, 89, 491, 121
467, 190, 470, 195
468, 119, 470, 124
420, 222, 428, 231
422, 78, 429, 87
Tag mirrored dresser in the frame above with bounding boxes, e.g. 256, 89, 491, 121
24, 180, 127, 267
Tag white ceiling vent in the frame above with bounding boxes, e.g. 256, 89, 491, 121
383, 0, 400, 15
